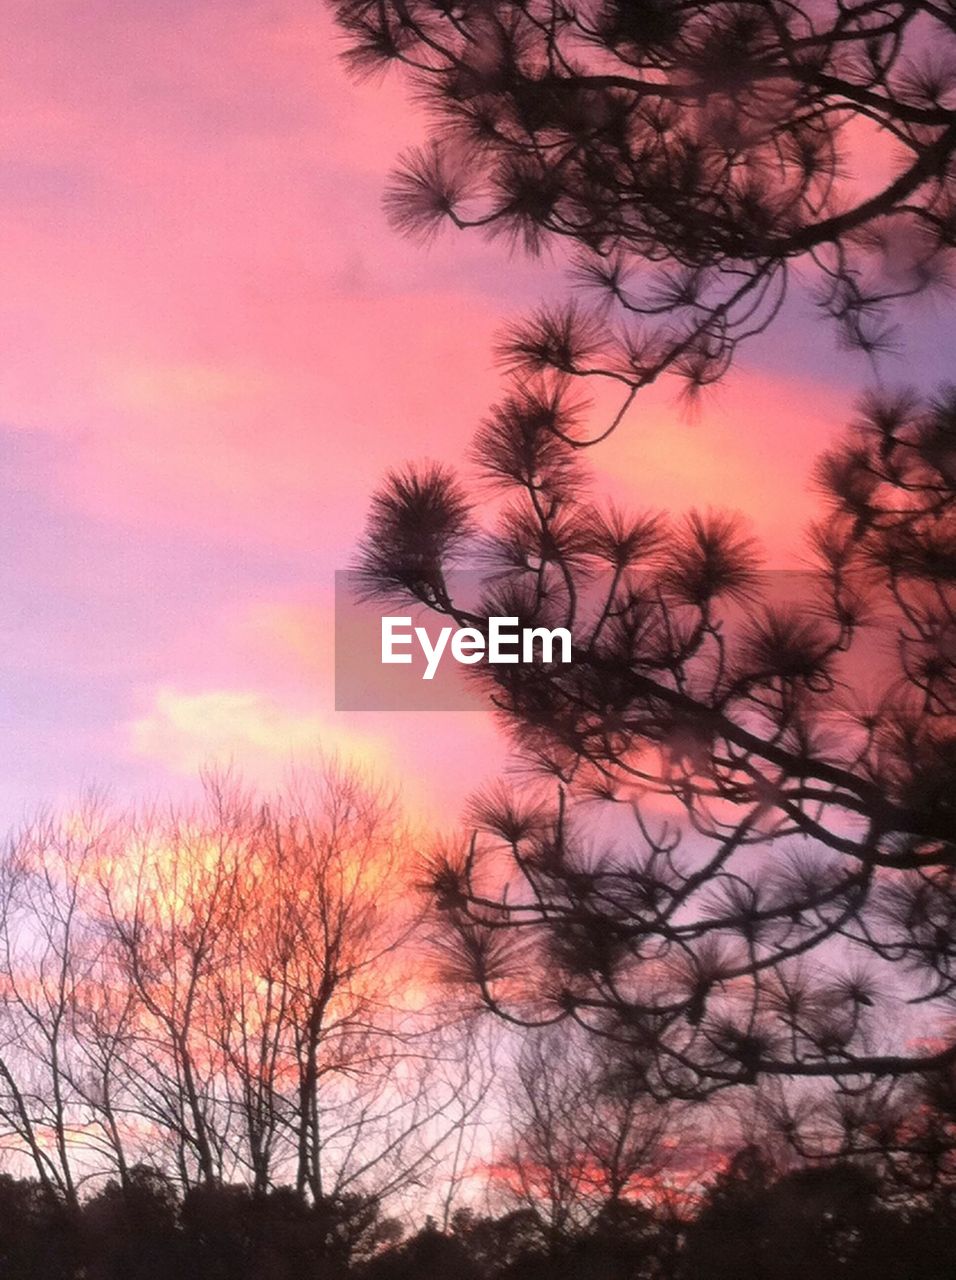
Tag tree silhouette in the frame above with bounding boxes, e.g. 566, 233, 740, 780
329, 0, 956, 430
334, 0, 956, 1203
0, 766, 477, 1215
493, 1029, 681, 1244
681, 1147, 897, 1280
356, 379, 954, 1101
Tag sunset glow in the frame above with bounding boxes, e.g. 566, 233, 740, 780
3, 0, 950, 831
1, 3, 955, 1273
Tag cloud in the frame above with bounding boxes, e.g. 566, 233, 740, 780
130, 687, 392, 781
594, 367, 853, 562
0, 0, 524, 552
126, 684, 507, 824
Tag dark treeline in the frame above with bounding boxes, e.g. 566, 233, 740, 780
3, 1147, 956, 1280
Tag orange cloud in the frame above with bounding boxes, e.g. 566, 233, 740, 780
594, 368, 852, 564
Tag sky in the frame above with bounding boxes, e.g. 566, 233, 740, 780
2, 0, 952, 829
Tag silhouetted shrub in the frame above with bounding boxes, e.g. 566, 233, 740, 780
82, 1166, 180, 1280
361, 1220, 483, 1280
0, 1176, 79, 1280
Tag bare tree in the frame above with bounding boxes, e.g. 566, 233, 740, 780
72, 765, 487, 1213
0, 762, 490, 1216
494, 1028, 683, 1244
98, 783, 244, 1189
0, 800, 121, 1207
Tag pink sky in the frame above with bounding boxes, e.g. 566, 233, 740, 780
1, 0, 950, 825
